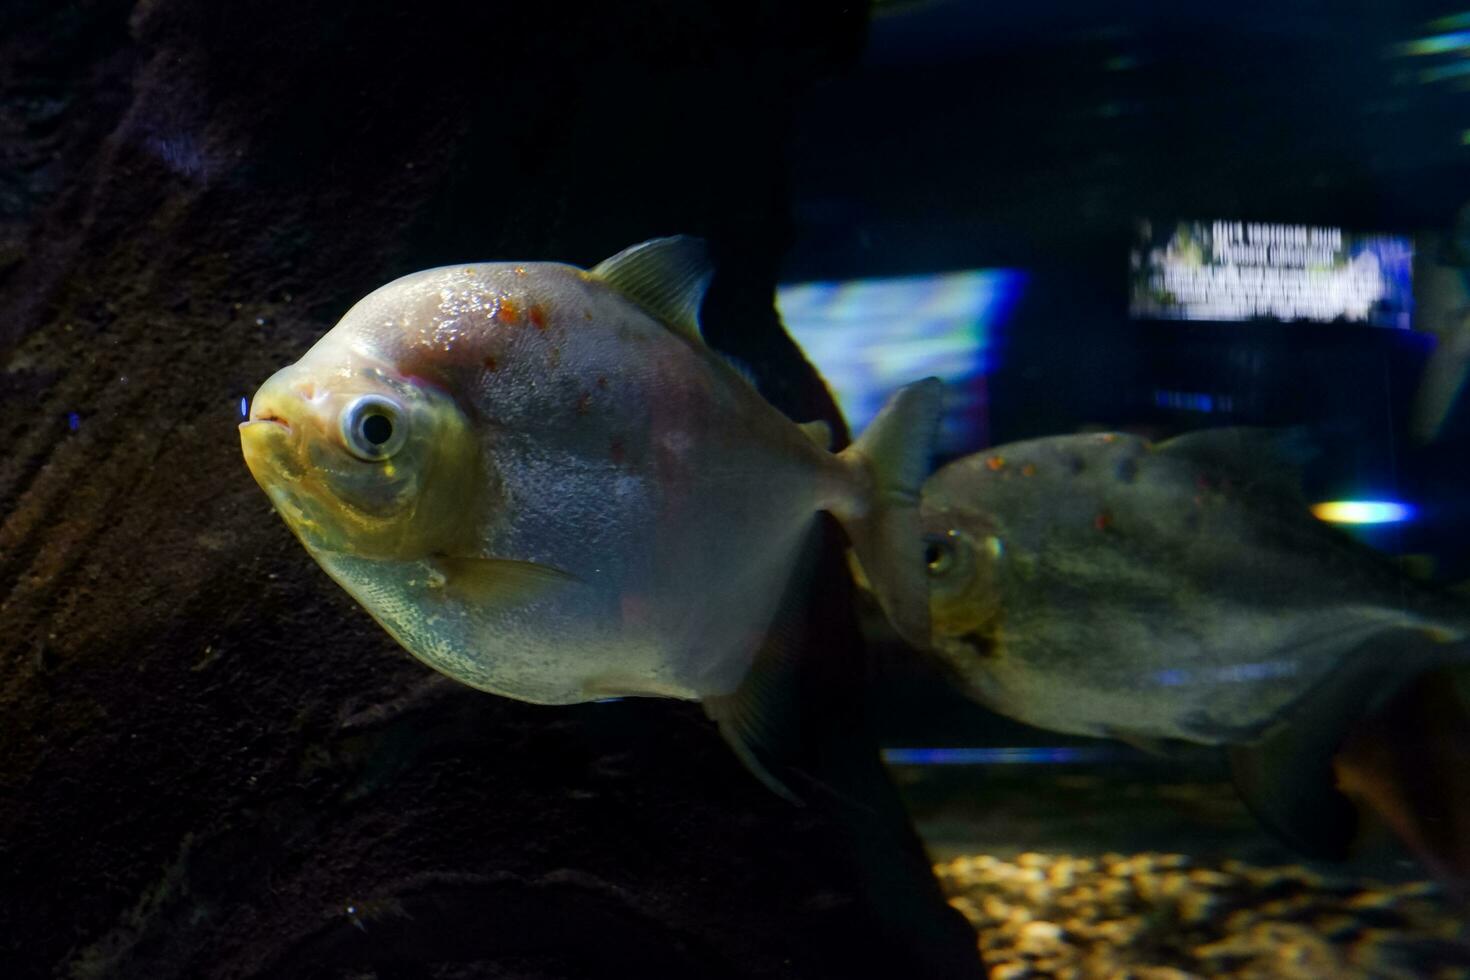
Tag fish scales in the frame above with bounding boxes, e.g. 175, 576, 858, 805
292, 263, 843, 702
240, 238, 942, 793
920, 429, 1470, 877
922, 432, 1470, 745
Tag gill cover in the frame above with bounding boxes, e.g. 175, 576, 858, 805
241, 362, 482, 560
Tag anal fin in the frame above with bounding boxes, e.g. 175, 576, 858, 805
1227, 649, 1407, 860
1229, 630, 1470, 863
1229, 730, 1359, 861
1334, 665, 1470, 893
702, 533, 820, 805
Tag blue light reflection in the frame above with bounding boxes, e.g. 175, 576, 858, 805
777, 269, 1026, 454
1153, 389, 1233, 413
1395, 29, 1470, 56
882, 746, 1121, 766
1153, 660, 1300, 688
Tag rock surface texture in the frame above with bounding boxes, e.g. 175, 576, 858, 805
0, 1, 980, 976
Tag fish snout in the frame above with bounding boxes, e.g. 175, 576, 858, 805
240, 366, 328, 434
239, 369, 316, 474
240, 398, 296, 438
239, 411, 300, 481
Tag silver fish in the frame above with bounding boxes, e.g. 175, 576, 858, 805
918, 428, 1470, 857
240, 237, 940, 792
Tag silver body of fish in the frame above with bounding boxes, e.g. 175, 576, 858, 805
240, 238, 938, 731
919, 429, 1470, 747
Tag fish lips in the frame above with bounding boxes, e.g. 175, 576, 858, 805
239, 415, 339, 551
240, 364, 314, 475
239, 400, 309, 490
240, 412, 295, 461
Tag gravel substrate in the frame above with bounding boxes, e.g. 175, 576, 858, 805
935, 851, 1470, 979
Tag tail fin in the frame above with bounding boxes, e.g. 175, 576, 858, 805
835, 378, 944, 650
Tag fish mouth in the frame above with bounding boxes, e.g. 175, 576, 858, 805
239, 404, 302, 482
239, 412, 292, 434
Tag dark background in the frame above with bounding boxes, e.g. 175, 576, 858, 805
780, 0, 1470, 776
3, 0, 1469, 977
788, 0, 1470, 582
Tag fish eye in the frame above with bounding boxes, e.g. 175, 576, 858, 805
924, 532, 959, 577
341, 395, 406, 461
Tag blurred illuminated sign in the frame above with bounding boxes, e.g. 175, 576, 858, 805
1130, 220, 1413, 329
776, 269, 1026, 454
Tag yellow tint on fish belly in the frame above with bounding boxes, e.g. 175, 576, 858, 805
240, 236, 943, 799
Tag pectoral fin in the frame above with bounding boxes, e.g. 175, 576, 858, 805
432, 556, 580, 606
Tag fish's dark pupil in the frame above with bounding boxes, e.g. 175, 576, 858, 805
361, 413, 393, 446
925, 542, 947, 570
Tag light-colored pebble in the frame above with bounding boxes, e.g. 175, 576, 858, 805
1187, 868, 1233, 888
1016, 919, 1063, 950
981, 894, 1012, 921
935, 850, 1465, 978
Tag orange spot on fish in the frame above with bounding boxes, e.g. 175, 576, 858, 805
514, 266, 527, 277
483, 356, 499, 372
583, 309, 593, 321
610, 438, 625, 465
595, 376, 608, 389
1094, 510, 1112, 531
497, 298, 520, 323
576, 392, 591, 416
986, 456, 1006, 471
1020, 463, 1037, 477
529, 304, 547, 330
1100, 433, 1117, 443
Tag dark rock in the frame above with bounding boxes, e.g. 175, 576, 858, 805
0, 1, 979, 977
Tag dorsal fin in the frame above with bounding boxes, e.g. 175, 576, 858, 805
1156, 426, 1319, 502
589, 236, 713, 342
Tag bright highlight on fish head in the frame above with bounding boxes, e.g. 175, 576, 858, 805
239, 357, 482, 560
